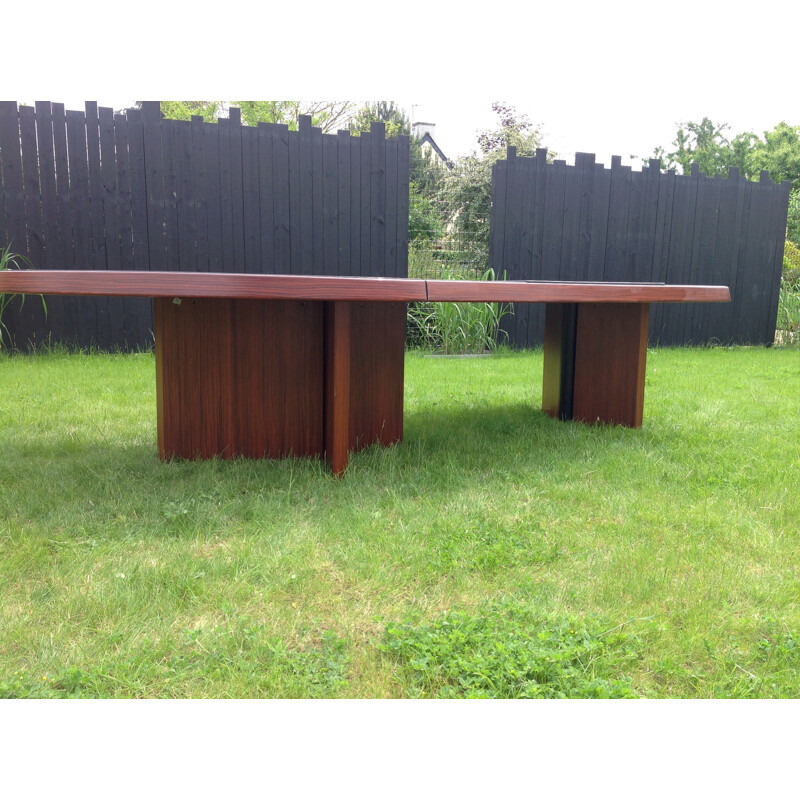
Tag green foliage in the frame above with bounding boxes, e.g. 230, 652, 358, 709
152, 100, 357, 133
438, 156, 495, 250
786, 189, 800, 245
728, 130, 762, 175
410, 142, 447, 203
380, 599, 640, 698
651, 119, 800, 189
408, 182, 445, 244
653, 117, 734, 177
436, 103, 549, 253
152, 101, 222, 122
749, 122, 800, 189
407, 244, 442, 280
348, 101, 410, 139
234, 101, 356, 133
234, 101, 297, 127
782, 240, 800, 343
784, 240, 800, 285
406, 267, 512, 354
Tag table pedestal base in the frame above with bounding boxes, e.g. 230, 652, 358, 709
154, 297, 651, 475
542, 302, 649, 428
154, 297, 406, 475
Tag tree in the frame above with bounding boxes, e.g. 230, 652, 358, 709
650, 119, 800, 189
148, 100, 357, 132
348, 101, 432, 167
143, 101, 222, 122
440, 102, 548, 252
349, 101, 410, 139
475, 101, 545, 157
748, 122, 800, 190
653, 117, 733, 177
235, 101, 356, 132
727, 131, 761, 177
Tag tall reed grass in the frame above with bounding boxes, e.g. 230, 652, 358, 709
776, 277, 800, 345
0, 246, 46, 350
406, 267, 512, 354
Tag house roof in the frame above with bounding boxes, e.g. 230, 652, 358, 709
418, 132, 453, 169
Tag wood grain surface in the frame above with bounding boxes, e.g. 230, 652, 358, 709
0, 270, 427, 301
0, 270, 730, 304
154, 297, 324, 460
324, 301, 407, 476
571, 303, 650, 428
425, 280, 731, 303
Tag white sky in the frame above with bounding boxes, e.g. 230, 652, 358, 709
12, 0, 797, 173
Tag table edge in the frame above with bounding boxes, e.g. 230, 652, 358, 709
0, 270, 731, 303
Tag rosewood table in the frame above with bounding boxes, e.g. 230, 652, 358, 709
0, 270, 730, 475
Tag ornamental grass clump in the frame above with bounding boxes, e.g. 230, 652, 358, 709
406, 266, 512, 354
0, 245, 46, 350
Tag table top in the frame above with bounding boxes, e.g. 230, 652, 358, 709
0, 270, 731, 304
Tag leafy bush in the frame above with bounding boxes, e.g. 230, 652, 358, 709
380, 599, 640, 699
408, 245, 444, 280
783, 239, 800, 286
409, 182, 445, 245
787, 189, 800, 246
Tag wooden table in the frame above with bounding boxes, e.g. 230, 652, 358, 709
0, 270, 730, 475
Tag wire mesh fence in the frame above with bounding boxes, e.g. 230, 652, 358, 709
408, 157, 490, 280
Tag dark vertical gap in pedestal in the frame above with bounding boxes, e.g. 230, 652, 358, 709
559, 303, 578, 421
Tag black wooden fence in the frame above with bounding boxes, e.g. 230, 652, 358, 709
490, 148, 791, 346
0, 101, 409, 350
0, 103, 792, 351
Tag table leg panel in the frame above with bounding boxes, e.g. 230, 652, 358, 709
572, 303, 649, 428
324, 301, 406, 476
324, 301, 352, 476
348, 301, 406, 450
155, 297, 324, 460
155, 297, 236, 459
231, 298, 324, 459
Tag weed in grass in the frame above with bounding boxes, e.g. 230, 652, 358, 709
380, 598, 640, 698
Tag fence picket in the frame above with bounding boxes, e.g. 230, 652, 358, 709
35, 102, 68, 344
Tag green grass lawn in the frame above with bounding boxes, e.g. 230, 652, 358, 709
1, 345, 798, 698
